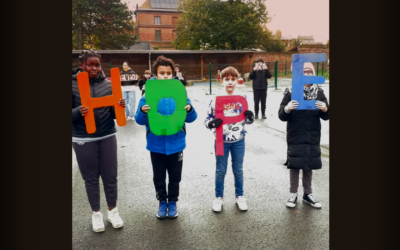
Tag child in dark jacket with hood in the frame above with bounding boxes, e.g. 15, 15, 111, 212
135, 56, 197, 219
278, 62, 329, 209
72, 50, 126, 232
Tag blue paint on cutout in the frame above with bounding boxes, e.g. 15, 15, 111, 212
292, 53, 326, 110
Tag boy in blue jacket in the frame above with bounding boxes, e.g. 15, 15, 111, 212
135, 56, 197, 219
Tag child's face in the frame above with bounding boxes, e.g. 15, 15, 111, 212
81, 57, 102, 79
175, 67, 180, 72
157, 66, 173, 79
144, 73, 151, 78
223, 74, 237, 94
303, 67, 314, 76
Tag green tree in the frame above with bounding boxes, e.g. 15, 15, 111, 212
292, 35, 303, 48
174, 0, 272, 50
258, 29, 286, 52
72, 0, 135, 50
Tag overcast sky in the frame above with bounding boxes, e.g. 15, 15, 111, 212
121, 0, 329, 43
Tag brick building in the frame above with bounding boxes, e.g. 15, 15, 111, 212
133, 0, 181, 50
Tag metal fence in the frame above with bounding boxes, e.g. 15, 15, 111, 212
72, 60, 329, 84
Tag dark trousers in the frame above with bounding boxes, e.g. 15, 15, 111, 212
150, 151, 183, 202
290, 169, 313, 194
253, 89, 267, 115
73, 135, 118, 211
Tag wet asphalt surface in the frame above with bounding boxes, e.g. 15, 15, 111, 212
73, 83, 329, 250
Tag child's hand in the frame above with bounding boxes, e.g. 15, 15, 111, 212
184, 104, 192, 112
141, 105, 151, 113
79, 106, 89, 116
208, 118, 223, 129
118, 99, 126, 107
285, 100, 299, 113
262, 63, 268, 69
244, 110, 254, 119
316, 101, 327, 112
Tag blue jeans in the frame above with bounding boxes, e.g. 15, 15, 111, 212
123, 91, 136, 117
215, 138, 245, 197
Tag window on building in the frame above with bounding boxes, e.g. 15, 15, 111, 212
154, 16, 160, 25
155, 30, 161, 41
172, 30, 177, 40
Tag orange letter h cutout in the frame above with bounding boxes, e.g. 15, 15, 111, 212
77, 68, 126, 134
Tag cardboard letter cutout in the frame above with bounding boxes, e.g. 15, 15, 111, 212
215, 95, 248, 156
292, 53, 326, 110
77, 68, 126, 134
145, 79, 187, 136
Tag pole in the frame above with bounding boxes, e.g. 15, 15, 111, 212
201, 54, 204, 80
316, 62, 319, 76
284, 60, 287, 76
209, 63, 212, 95
149, 53, 152, 74
321, 62, 324, 76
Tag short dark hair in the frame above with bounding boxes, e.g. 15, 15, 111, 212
175, 64, 181, 69
152, 55, 176, 75
256, 57, 264, 62
78, 50, 101, 64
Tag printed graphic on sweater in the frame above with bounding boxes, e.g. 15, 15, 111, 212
120, 73, 138, 81
205, 95, 253, 142
223, 102, 243, 117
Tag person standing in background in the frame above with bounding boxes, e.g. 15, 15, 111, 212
121, 61, 138, 120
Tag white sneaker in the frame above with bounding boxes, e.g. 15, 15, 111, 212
286, 193, 298, 208
107, 207, 124, 228
235, 196, 248, 211
212, 197, 223, 212
92, 211, 105, 232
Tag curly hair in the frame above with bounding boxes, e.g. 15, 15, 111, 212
152, 55, 176, 76
78, 49, 101, 64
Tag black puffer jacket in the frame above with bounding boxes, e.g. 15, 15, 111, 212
72, 68, 117, 138
278, 88, 329, 170
249, 69, 272, 90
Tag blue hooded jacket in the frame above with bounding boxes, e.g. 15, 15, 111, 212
135, 92, 197, 155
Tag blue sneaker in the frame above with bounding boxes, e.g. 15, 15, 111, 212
167, 201, 178, 218
156, 201, 168, 219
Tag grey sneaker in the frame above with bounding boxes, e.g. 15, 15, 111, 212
286, 193, 298, 208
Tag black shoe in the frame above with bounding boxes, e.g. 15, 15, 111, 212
303, 194, 322, 208
262, 115, 267, 119
255, 115, 259, 119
